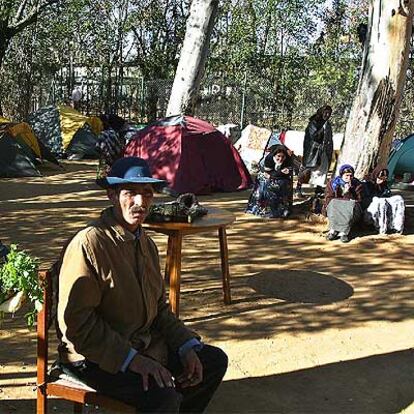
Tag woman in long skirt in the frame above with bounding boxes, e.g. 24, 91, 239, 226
363, 165, 405, 234
246, 145, 293, 218
295, 105, 333, 197
323, 164, 363, 243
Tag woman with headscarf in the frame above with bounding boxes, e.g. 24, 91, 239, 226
362, 165, 405, 234
295, 105, 333, 198
323, 164, 363, 243
246, 145, 293, 218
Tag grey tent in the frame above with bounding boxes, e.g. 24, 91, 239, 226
0, 130, 41, 177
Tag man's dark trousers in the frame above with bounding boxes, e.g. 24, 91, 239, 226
64, 345, 228, 412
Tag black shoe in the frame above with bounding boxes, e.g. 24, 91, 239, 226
315, 185, 325, 195
340, 234, 350, 243
281, 209, 290, 218
326, 231, 338, 241
294, 189, 304, 199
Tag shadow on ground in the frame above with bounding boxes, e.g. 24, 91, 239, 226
1, 163, 413, 413
248, 269, 354, 304
209, 348, 414, 413
1, 349, 412, 414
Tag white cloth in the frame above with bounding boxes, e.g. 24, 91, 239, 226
364, 195, 405, 234
309, 150, 330, 186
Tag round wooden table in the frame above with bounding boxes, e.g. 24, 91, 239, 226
143, 207, 236, 316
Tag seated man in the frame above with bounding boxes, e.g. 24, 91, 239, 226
57, 156, 228, 412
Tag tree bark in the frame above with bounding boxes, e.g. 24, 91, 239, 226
0, 31, 11, 116
336, 0, 414, 178
166, 0, 219, 117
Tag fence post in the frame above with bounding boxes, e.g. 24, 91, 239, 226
240, 71, 247, 129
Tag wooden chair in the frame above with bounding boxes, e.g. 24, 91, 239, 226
36, 269, 133, 413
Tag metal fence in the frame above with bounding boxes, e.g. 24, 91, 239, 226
42, 67, 414, 137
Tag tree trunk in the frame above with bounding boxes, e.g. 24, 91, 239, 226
166, 0, 219, 117
336, 0, 414, 178
0, 33, 11, 116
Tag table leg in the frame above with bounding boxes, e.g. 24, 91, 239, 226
168, 232, 182, 316
218, 227, 232, 304
164, 235, 173, 283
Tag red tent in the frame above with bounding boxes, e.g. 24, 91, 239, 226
124, 115, 252, 195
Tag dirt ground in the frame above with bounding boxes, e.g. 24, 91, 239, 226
0, 160, 413, 413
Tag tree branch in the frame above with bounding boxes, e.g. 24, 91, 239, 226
10, 0, 60, 36
15, 0, 31, 22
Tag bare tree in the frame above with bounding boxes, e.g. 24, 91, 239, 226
336, 0, 414, 177
166, 0, 218, 116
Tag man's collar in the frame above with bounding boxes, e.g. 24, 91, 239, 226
101, 207, 139, 242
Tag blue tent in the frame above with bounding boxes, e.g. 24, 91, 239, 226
388, 135, 414, 178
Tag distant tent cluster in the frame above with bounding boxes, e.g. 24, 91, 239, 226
3, 104, 414, 196
0, 105, 132, 178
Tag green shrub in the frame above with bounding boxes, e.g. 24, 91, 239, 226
0, 244, 42, 326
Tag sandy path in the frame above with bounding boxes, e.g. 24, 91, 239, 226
0, 160, 413, 413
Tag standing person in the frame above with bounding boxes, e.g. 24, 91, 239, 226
295, 105, 333, 198
362, 165, 405, 234
71, 86, 82, 111
246, 144, 293, 218
323, 164, 363, 243
56, 157, 228, 412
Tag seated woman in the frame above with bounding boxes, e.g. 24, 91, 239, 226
246, 145, 293, 218
323, 164, 363, 243
363, 165, 405, 234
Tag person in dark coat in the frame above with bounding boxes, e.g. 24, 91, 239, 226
246, 145, 293, 218
362, 165, 405, 234
323, 164, 363, 243
295, 105, 333, 198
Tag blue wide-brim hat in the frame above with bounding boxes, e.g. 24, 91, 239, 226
96, 157, 166, 189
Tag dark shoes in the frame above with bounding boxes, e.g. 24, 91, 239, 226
282, 209, 290, 218
314, 185, 325, 195
326, 230, 338, 241
294, 189, 305, 200
326, 231, 350, 242
340, 234, 350, 243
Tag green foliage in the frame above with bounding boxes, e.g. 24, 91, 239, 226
1, 0, 413, 133
0, 244, 42, 326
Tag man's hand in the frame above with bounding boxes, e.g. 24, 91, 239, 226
177, 348, 203, 388
128, 354, 174, 391
281, 168, 290, 175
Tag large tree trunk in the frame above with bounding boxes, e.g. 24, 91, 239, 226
336, 0, 414, 178
0, 35, 11, 116
166, 0, 218, 117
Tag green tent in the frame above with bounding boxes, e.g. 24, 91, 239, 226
388, 135, 414, 179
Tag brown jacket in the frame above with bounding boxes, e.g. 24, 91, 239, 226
57, 207, 197, 374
